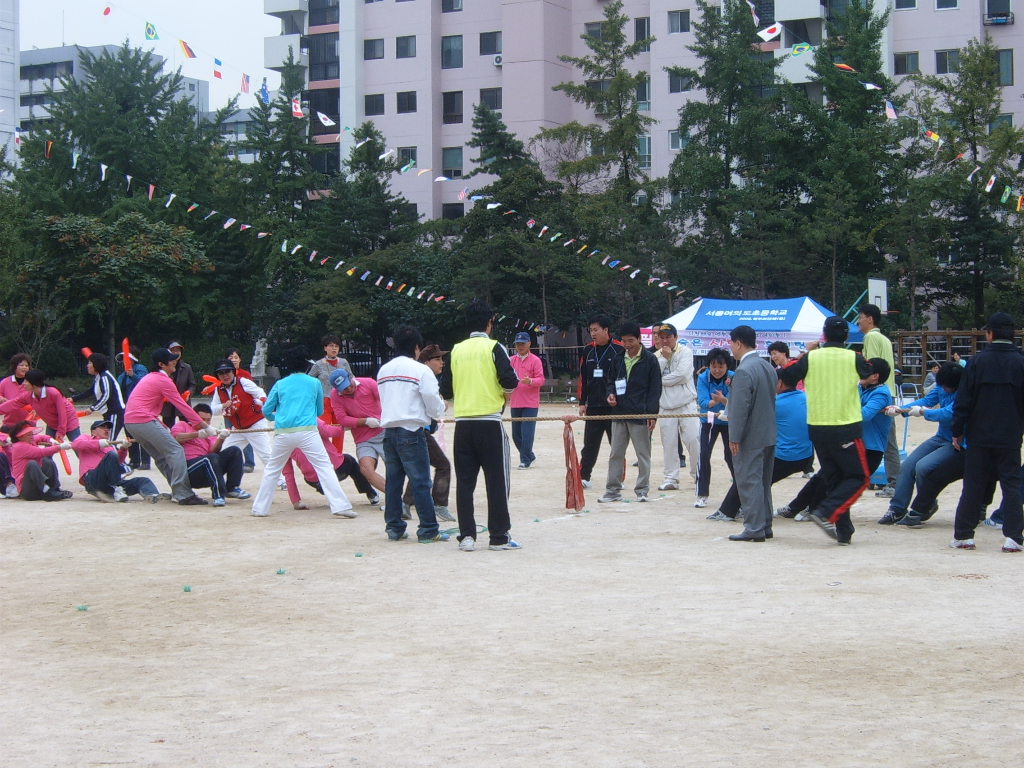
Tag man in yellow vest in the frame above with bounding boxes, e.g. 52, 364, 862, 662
442, 300, 522, 552
789, 316, 873, 544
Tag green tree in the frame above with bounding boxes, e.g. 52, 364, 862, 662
911, 35, 1024, 327
467, 103, 534, 178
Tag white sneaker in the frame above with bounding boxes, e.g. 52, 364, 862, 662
581, 479, 592, 489
94, 490, 115, 503
637, 492, 648, 502
694, 497, 708, 508
251, 509, 269, 517
276, 479, 287, 491
212, 497, 226, 507
489, 538, 522, 551
5, 483, 18, 499
112, 486, 128, 503
435, 505, 456, 522
949, 538, 976, 550
597, 492, 622, 503
1001, 537, 1022, 553
332, 508, 358, 518
658, 482, 679, 491
459, 536, 476, 552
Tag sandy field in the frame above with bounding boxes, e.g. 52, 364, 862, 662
1, 405, 1020, 767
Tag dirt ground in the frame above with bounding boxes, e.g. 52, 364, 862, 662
1, 405, 1020, 767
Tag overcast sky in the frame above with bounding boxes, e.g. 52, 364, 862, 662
20, 0, 282, 109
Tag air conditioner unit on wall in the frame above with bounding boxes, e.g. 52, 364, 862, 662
493, 54, 503, 67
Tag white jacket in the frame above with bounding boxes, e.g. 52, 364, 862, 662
658, 343, 697, 411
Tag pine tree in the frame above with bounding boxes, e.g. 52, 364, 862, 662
467, 103, 533, 178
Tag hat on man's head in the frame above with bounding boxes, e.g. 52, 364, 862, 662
417, 344, 445, 363
167, 341, 184, 350
654, 323, 677, 336
328, 367, 352, 393
514, 332, 531, 344
152, 348, 180, 366
983, 312, 1014, 331
213, 359, 235, 374
90, 419, 113, 431
823, 316, 848, 333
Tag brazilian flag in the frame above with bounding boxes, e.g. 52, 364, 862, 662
145, 22, 159, 41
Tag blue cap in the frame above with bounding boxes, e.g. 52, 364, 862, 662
328, 367, 352, 393
514, 332, 531, 344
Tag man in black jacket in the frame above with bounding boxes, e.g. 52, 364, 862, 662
598, 321, 662, 503
950, 312, 1024, 552
577, 314, 624, 488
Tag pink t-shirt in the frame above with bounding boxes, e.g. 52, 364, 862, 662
510, 353, 546, 409
330, 378, 383, 444
170, 421, 217, 460
125, 371, 204, 426
71, 436, 127, 483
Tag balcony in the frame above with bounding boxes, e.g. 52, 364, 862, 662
265, 34, 308, 72
983, 12, 1014, 25
264, 0, 308, 19
775, 0, 827, 21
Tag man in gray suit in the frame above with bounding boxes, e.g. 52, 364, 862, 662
725, 325, 778, 542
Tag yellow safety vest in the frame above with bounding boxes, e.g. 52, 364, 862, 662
804, 347, 862, 426
451, 336, 506, 417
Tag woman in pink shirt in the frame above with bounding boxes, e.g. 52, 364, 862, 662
509, 332, 546, 469
0, 354, 33, 427
0, 420, 73, 501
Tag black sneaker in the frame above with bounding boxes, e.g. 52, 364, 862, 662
179, 495, 209, 506
878, 509, 905, 525
896, 513, 925, 528
920, 501, 939, 522
809, 510, 838, 540
43, 490, 73, 501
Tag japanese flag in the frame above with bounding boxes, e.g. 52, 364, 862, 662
756, 24, 783, 42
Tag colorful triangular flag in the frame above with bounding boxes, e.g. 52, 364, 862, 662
179, 40, 197, 59
145, 22, 158, 41
213, 59, 223, 80
316, 111, 336, 127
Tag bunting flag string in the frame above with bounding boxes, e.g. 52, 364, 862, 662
33, 141, 553, 330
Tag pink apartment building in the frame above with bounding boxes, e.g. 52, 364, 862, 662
264, 0, 1021, 221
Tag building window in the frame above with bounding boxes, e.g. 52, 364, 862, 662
309, 88, 340, 134
442, 147, 463, 178
636, 77, 650, 110
668, 10, 690, 33
308, 32, 339, 80
442, 91, 464, 124
988, 0, 1012, 18
310, 0, 340, 25
584, 22, 604, 40
396, 35, 416, 58
363, 38, 384, 60
669, 71, 692, 93
586, 79, 612, 93
893, 52, 919, 75
442, 0, 463, 11
441, 35, 463, 68
364, 93, 384, 116
997, 49, 1014, 86
396, 90, 417, 113
480, 87, 502, 111
990, 114, 1013, 132
480, 31, 502, 55
936, 0, 958, 8
669, 129, 688, 151
398, 146, 417, 165
894, 0, 916, 7
442, 203, 465, 219
637, 135, 652, 169
935, 49, 960, 74
635, 17, 651, 51
20, 61, 74, 81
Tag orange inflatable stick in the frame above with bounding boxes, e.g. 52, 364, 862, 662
75, 410, 91, 418
202, 375, 219, 385
201, 384, 218, 396
81, 347, 93, 359
58, 448, 72, 475
183, 390, 192, 401
121, 338, 133, 374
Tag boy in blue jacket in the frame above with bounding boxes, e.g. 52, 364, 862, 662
694, 347, 734, 508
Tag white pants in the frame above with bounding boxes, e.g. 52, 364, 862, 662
659, 403, 700, 483
223, 418, 272, 465
251, 428, 352, 516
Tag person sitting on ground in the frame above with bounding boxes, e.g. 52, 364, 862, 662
72, 419, 160, 503
330, 367, 387, 501
877, 362, 962, 526
0, 420, 73, 501
0, 431, 18, 498
171, 403, 250, 507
